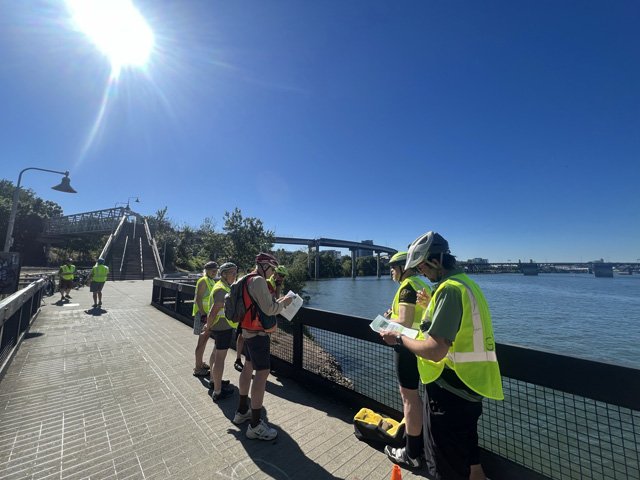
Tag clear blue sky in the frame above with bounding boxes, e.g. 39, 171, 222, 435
1, 1, 638, 262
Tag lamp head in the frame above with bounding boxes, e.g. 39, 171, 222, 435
51, 173, 77, 194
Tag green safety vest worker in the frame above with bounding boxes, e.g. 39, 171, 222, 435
60, 264, 76, 280
209, 280, 238, 329
91, 264, 109, 283
390, 275, 430, 329
417, 273, 504, 400
192, 275, 215, 316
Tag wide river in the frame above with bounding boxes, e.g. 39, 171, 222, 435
302, 273, 640, 369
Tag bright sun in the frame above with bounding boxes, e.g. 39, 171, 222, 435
66, 0, 154, 79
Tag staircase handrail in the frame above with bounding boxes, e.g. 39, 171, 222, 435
144, 218, 164, 277
139, 237, 144, 280
120, 235, 129, 274
99, 214, 128, 261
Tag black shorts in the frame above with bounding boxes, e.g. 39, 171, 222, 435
89, 282, 105, 293
394, 346, 420, 390
243, 334, 270, 371
59, 279, 73, 290
423, 383, 483, 480
211, 328, 233, 350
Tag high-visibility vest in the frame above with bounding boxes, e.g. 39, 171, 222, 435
417, 273, 504, 400
192, 275, 215, 316
91, 264, 109, 283
60, 264, 76, 280
390, 275, 430, 329
210, 280, 237, 328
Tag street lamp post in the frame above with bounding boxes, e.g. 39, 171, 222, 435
3, 167, 77, 253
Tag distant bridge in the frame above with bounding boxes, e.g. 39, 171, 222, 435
463, 262, 640, 277
274, 236, 397, 279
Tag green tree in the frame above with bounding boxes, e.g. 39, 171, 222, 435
0, 179, 64, 265
222, 208, 274, 271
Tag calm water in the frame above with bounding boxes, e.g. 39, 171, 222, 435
303, 273, 640, 369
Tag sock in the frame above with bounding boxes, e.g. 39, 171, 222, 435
406, 433, 423, 459
250, 408, 261, 427
238, 395, 249, 414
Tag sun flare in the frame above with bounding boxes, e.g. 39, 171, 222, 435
66, 0, 154, 79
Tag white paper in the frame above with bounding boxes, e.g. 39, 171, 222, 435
280, 290, 304, 321
369, 315, 419, 339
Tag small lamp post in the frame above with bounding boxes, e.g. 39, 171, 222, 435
3, 168, 77, 252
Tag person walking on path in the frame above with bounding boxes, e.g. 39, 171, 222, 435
206, 262, 238, 401
383, 251, 430, 469
87, 258, 109, 308
193, 261, 218, 377
58, 258, 76, 303
381, 232, 504, 480
232, 253, 292, 441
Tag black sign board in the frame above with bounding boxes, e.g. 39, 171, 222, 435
0, 252, 21, 295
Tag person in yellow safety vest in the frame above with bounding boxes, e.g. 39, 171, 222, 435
87, 258, 109, 308
383, 251, 431, 469
193, 261, 218, 377
58, 258, 76, 303
381, 232, 504, 480
206, 262, 238, 401
267, 265, 288, 298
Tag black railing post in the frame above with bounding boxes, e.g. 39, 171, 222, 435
292, 316, 304, 372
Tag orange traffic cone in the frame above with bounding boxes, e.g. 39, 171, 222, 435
390, 464, 402, 480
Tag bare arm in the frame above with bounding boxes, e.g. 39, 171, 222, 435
395, 303, 416, 328
380, 330, 450, 363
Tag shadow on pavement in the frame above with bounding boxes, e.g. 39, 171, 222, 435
84, 307, 107, 316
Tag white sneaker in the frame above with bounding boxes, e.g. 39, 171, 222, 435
232, 409, 252, 425
246, 420, 277, 441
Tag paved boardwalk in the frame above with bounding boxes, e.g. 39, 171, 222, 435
0, 281, 422, 480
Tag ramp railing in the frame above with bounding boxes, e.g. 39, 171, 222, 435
144, 218, 164, 277
98, 213, 128, 261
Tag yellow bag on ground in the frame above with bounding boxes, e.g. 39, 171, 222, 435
353, 407, 405, 447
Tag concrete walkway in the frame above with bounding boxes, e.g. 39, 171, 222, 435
0, 281, 422, 480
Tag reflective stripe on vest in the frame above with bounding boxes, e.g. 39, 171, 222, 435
390, 275, 429, 329
192, 275, 215, 316
91, 264, 109, 283
211, 280, 237, 328
60, 265, 75, 280
417, 273, 504, 400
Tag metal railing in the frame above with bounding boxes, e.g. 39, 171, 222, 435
139, 237, 144, 280
150, 278, 640, 480
98, 214, 128, 261
143, 218, 164, 277
119, 236, 129, 276
0, 279, 46, 375
43, 207, 128, 236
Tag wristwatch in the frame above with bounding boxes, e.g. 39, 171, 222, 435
395, 334, 404, 346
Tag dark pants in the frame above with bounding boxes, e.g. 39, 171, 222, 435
423, 383, 483, 480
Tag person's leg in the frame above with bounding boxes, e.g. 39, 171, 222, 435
400, 387, 423, 455
97, 287, 103, 304
234, 330, 245, 371
93, 291, 98, 306
210, 329, 232, 394
469, 464, 486, 480
194, 328, 209, 371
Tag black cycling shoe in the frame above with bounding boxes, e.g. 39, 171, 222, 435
211, 388, 234, 402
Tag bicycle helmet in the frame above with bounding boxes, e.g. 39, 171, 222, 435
218, 262, 237, 274
405, 232, 450, 269
255, 252, 279, 267
97, 258, 105, 264
388, 251, 407, 267
204, 261, 219, 270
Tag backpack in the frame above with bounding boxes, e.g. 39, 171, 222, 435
224, 274, 254, 325
353, 408, 405, 447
